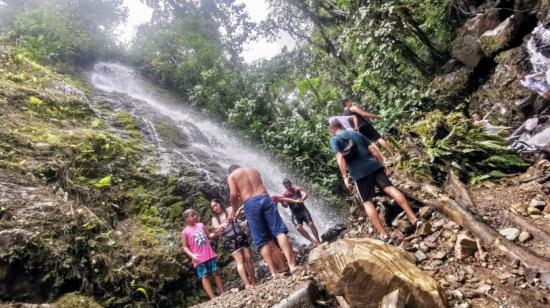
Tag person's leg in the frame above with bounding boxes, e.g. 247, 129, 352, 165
268, 240, 288, 272
232, 250, 251, 288
296, 223, 316, 243
261, 196, 299, 272
243, 197, 275, 275
307, 222, 321, 244
376, 138, 394, 156
242, 248, 256, 285
275, 233, 299, 272
201, 276, 216, 299
212, 272, 225, 294
363, 200, 388, 237
382, 186, 418, 224
259, 243, 279, 277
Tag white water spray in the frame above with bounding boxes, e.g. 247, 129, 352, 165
88, 62, 343, 244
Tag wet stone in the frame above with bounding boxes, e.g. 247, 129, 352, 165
499, 228, 520, 241
518, 231, 531, 243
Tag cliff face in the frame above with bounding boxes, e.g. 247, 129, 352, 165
0, 47, 233, 306
440, 1, 549, 126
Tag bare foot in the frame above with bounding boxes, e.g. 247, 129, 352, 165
289, 265, 302, 274
245, 284, 253, 289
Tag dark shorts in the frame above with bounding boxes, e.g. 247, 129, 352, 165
224, 234, 250, 254
355, 169, 393, 202
291, 207, 313, 226
359, 121, 382, 141
196, 258, 218, 279
243, 194, 288, 248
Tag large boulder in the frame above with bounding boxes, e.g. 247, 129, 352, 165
479, 13, 535, 57
452, 9, 501, 67
307, 238, 447, 308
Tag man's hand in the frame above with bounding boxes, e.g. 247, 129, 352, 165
344, 177, 353, 191
227, 210, 235, 222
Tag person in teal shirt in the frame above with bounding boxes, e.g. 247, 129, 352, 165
329, 119, 422, 243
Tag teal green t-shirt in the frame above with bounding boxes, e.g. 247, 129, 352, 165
330, 130, 383, 181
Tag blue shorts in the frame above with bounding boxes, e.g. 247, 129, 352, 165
243, 194, 288, 247
196, 258, 218, 279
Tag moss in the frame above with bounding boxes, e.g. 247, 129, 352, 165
156, 121, 188, 147
55, 292, 103, 308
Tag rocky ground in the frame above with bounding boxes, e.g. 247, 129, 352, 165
188, 160, 550, 308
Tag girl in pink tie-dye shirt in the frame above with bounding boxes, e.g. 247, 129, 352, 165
181, 209, 224, 299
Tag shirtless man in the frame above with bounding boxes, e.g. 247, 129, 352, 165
227, 165, 300, 277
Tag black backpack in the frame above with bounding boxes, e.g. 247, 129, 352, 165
339, 137, 357, 160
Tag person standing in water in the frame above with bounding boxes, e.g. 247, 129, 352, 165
210, 199, 256, 289
272, 179, 321, 246
227, 165, 300, 278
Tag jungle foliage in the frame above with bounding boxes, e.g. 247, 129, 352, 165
0, 0, 127, 65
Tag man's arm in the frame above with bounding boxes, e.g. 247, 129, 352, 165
228, 175, 239, 221
336, 152, 353, 190
351, 115, 359, 131
350, 105, 383, 120
279, 196, 300, 204
368, 144, 388, 174
298, 188, 308, 202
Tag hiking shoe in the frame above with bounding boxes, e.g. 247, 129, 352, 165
414, 219, 424, 230
377, 235, 393, 245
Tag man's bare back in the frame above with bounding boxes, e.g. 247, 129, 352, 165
228, 167, 268, 203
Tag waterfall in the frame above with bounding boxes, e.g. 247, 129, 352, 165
527, 24, 550, 83
87, 62, 344, 244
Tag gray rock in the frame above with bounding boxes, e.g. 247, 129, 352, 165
31, 142, 52, 151
529, 198, 546, 210
518, 231, 531, 243
452, 9, 501, 67
415, 250, 428, 263
478, 13, 530, 57
499, 227, 521, 241
433, 251, 447, 260
454, 234, 478, 259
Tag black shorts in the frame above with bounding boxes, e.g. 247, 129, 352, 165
355, 169, 393, 202
359, 121, 382, 141
224, 234, 250, 254
291, 207, 313, 226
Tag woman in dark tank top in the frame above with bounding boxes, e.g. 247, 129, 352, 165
210, 199, 256, 289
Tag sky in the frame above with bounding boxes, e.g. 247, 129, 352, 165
117, 0, 295, 63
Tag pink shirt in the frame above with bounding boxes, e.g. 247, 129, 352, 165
181, 223, 217, 267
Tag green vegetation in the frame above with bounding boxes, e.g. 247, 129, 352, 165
394, 111, 529, 183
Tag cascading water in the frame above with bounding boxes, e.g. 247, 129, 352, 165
88, 62, 344, 244
527, 23, 550, 83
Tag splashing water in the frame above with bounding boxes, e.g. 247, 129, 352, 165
527, 24, 550, 83
87, 62, 344, 244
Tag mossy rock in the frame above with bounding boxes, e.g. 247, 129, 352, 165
55, 292, 103, 308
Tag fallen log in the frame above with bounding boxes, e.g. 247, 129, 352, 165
447, 170, 550, 242
502, 210, 550, 243
395, 177, 550, 281
272, 281, 319, 308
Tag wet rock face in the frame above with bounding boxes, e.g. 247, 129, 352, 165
307, 238, 447, 308
468, 46, 532, 125
452, 9, 501, 67
478, 13, 535, 57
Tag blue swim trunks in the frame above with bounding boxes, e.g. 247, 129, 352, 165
243, 194, 288, 247
196, 258, 218, 279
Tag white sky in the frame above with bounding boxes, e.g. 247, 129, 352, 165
117, 0, 295, 62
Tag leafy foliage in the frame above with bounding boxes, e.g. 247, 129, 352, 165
394, 110, 529, 183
